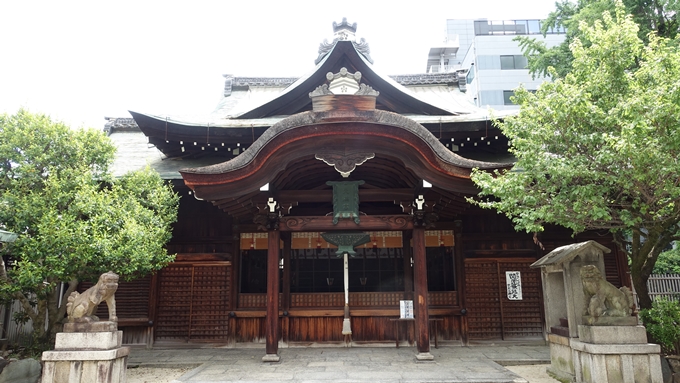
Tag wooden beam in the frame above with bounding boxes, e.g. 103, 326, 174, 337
275, 189, 416, 204
215, 191, 259, 210
279, 215, 413, 232
225, 205, 255, 217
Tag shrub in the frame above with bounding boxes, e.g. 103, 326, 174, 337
639, 298, 680, 355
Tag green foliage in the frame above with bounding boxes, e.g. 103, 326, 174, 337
654, 245, 680, 274
0, 109, 179, 347
639, 298, 680, 355
7, 329, 51, 360
471, 2, 680, 309
518, 0, 679, 79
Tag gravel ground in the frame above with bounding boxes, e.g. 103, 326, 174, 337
127, 366, 191, 383
505, 364, 560, 383
126, 364, 559, 383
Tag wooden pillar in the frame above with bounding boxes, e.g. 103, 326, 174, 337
402, 231, 414, 300
412, 226, 432, 359
454, 220, 468, 345
263, 229, 281, 362
148, 273, 159, 349
229, 238, 240, 347
281, 233, 291, 344
230, 238, 240, 312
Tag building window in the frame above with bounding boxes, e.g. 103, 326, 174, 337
503, 90, 516, 105
503, 90, 536, 105
466, 67, 475, 84
291, 248, 405, 293
500, 55, 528, 70
240, 250, 268, 293
474, 19, 566, 35
239, 232, 457, 294
427, 247, 456, 292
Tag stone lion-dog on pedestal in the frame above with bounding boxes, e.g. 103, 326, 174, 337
66, 271, 119, 323
581, 265, 634, 318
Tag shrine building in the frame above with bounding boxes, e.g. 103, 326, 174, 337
102, 19, 629, 360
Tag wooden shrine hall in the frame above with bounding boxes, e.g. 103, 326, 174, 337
103, 18, 630, 360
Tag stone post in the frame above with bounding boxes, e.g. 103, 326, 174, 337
41, 322, 129, 383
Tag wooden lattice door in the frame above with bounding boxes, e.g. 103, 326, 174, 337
155, 262, 231, 341
464, 258, 543, 339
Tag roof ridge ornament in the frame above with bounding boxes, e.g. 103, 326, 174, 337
308, 67, 379, 97
315, 18, 374, 65
353, 38, 374, 64
333, 17, 357, 40
327, 67, 362, 95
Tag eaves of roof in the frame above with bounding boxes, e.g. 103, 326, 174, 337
130, 109, 515, 130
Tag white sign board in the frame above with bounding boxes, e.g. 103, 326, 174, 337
400, 300, 414, 319
506, 271, 522, 300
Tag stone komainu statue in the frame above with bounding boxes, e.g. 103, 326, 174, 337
66, 271, 119, 323
581, 265, 634, 317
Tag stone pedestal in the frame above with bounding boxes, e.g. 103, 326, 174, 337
548, 326, 663, 383
547, 333, 575, 381
41, 322, 129, 383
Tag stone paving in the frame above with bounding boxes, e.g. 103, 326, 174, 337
127, 344, 550, 383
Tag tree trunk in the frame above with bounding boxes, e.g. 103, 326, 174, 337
33, 297, 47, 341
631, 269, 652, 310
629, 231, 653, 310
629, 229, 670, 310
48, 280, 78, 348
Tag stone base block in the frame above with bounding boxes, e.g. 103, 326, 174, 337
547, 334, 575, 381
63, 321, 117, 333
262, 354, 280, 363
570, 339, 662, 383
41, 347, 129, 383
578, 325, 647, 344
55, 331, 122, 350
582, 315, 638, 326
415, 352, 434, 361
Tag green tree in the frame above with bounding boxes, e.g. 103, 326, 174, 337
471, 3, 680, 310
0, 109, 179, 348
517, 0, 679, 79
654, 245, 680, 274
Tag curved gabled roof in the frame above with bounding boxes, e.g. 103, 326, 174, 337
180, 109, 511, 201
235, 41, 458, 119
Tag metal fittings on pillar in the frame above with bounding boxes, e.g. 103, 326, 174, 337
411, 194, 438, 228
254, 197, 282, 231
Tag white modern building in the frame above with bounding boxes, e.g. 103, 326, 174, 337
427, 19, 566, 111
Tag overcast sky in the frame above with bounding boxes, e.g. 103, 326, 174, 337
0, 1, 557, 129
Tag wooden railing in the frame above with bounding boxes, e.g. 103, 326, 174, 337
238, 291, 457, 309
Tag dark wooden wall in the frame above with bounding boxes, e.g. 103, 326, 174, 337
167, 181, 235, 254
154, 262, 231, 342
102, 194, 629, 346
459, 208, 629, 340
80, 275, 153, 346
